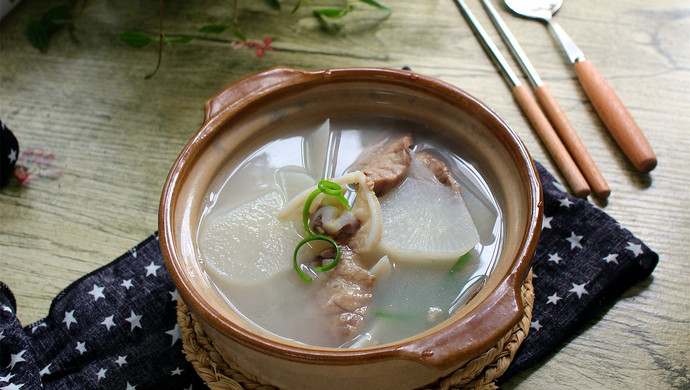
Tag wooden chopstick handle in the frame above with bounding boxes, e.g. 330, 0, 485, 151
513, 84, 590, 198
534, 85, 611, 199
573, 59, 657, 173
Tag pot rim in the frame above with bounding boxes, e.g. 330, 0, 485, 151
159, 66, 543, 370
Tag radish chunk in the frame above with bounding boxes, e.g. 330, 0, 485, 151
378, 157, 479, 268
199, 191, 302, 285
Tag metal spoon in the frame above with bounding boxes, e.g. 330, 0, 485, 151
504, 0, 657, 172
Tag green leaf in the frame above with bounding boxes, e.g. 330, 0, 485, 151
165, 35, 196, 44
118, 31, 156, 48
358, 0, 390, 12
233, 27, 247, 42
261, 0, 281, 11
197, 23, 230, 34
313, 6, 353, 19
26, 20, 50, 52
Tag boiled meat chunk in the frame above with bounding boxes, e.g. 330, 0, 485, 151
348, 135, 412, 196
314, 245, 375, 342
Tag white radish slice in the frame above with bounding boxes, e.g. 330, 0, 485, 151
199, 191, 303, 285
378, 159, 479, 268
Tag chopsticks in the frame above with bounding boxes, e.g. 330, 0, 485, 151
479, 0, 609, 198
453, 0, 591, 198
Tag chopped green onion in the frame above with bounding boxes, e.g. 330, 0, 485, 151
293, 234, 340, 282
302, 188, 322, 236
449, 251, 474, 274
295, 179, 352, 281
301, 180, 351, 236
374, 312, 419, 320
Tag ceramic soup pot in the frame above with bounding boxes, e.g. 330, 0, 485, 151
159, 67, 542, 390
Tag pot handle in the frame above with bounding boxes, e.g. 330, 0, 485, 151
398, 273, 525, 370
203, 67, 315, 123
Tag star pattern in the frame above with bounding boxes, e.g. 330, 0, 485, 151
1, 383, 24, 390
7, 350, 26, 370
101, 315, 116, 331
603, 254, 619, 264
546, 292, 562, 305
121, 279, 133, 289
0, 236, 206, 390
530, 320, 542, 331
114, 355, 128, 367
542, 216, 553, 230
88, 284, 106, 301
166, 324, 181, 346
7, 148, 17, 164
39, 364, 52, 377
566, 232, 583, 250
503, 167, 658, 378
125, 311, 143, 331
625, 242, 644, 257
75, 341, 87, 355
558, 197, 573, 208
547, 253, 563, 265
569, 282, 589, 299
145, 262, 161, 277
63, 310, 77, 329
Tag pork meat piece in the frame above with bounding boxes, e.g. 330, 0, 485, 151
416, 150, 463, 195
349, 135, 412, 196
315, 245, 375, 343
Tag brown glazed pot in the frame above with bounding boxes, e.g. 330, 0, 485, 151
159, 67, 543, 390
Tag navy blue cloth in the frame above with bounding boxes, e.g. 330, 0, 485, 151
0, 163, 658, 389
0, 120, 19, 186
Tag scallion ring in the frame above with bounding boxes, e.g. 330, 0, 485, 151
293, 234, 341, 282
318, 180, 351, 211
301, 180, 351, 236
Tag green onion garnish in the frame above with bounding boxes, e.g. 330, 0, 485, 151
295, 180, 352, 281
449, 251, 474, 274
301, 180, 351, 236
374, 312, 420, 320
293, 234, 340, 282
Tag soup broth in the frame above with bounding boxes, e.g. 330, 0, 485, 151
196, 116, 503, 348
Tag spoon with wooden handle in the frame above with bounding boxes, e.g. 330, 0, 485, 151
454, 0, 590, 197
504, 0, 657, 172
480, 0, 609, 198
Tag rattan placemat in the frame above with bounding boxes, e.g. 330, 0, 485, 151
177, 271, 534, 390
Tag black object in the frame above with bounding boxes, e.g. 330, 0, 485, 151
0, 120, 20, 186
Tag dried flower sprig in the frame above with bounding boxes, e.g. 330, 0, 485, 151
25, 0, 389, 78
117, 0, 390, 78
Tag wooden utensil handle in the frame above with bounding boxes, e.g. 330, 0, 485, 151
513, 84, 590, 198
535, 85, 610, 198
573, 59, 657, 172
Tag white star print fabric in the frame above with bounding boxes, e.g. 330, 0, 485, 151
502, 163, 658, 379
0, 163, 658, 389
0, 233, 205, 389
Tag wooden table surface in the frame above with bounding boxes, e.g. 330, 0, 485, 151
1, 0, 688, 388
